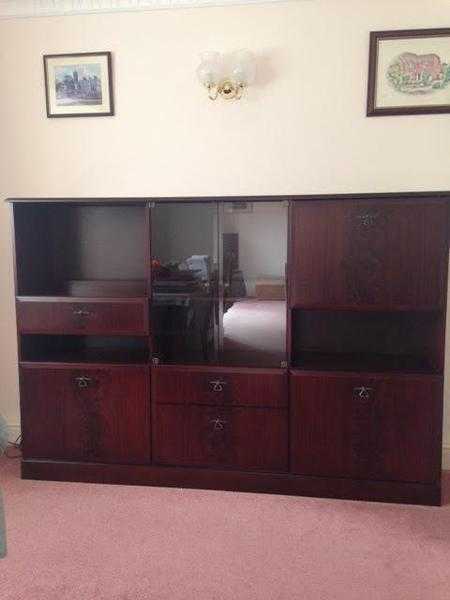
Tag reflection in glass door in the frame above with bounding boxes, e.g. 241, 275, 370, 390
150, 200, 288, 368
219, 201, 288, 367
151, 202, 219, 364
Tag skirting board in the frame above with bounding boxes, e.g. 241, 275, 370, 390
444, 445, 450, 470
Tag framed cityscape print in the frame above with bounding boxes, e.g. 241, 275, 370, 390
43, 52, 114, 118
367, 28, 450, 116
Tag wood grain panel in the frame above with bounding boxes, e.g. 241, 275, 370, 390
154, 404, 288, 471
17, 298, 148, 335
152, 366, 288, 408
290, 371, 443, 484
20, 365, 151, 464
290, 200, 449, 309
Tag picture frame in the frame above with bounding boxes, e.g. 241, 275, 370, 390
367, 28, 450, 117
43, 52, 114, 118
224, 202, 253, 213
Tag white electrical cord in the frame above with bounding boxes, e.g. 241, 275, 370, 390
2, 434, 22, 459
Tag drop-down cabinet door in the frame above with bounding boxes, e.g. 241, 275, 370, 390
290, 199, 449, 309
20, 365, 151, 464
290, 372, 443, 484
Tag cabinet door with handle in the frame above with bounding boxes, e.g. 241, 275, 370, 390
154, 404, 288, 471
20, 365, 151, 464
290, 200, 449, 309
290, 372, 442, 483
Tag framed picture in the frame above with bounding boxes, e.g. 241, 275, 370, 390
43, 52, 114, 118
367, 28, 450, 116
225, 202, 253, 213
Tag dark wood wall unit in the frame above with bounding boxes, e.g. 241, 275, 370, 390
8, 193, 450, 506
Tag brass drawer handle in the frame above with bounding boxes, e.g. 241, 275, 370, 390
210, 418, 227, 431
72, 309, 93, 318
353, 386, 373, 401
209, 380, 227, 392
74, 376, 93, 389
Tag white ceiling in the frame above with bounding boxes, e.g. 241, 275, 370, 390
0, 0, 306, 18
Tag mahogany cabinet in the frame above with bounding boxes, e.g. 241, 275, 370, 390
8, 194, 450, 506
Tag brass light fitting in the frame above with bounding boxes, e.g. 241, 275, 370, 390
197, 50, 256, 101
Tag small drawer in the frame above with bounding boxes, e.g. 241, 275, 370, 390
153, 404, 288, 472
152, 366, 287, 408
17, 298, 148, 335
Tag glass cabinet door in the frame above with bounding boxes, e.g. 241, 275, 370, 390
151, 200, 288, 368
219, 201, 288, 367
151, 202, 219, 364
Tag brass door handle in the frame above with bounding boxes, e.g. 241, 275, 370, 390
74, 376, 93, 389
72, 309, 93, 318
210, 380, 227, 392
210, 418, 227, 431
353, 386, 373, 401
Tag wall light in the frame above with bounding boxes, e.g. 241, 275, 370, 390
197, 50, 256, 101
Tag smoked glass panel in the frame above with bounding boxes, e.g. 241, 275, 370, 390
219, 201, 288, 367
151, 202, 218, 364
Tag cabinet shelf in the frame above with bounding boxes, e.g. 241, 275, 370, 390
16, 280, 148, 299
291, 308, 443, 375
20, 335, 149, 365
292, 352, 438, 375
13, 204, 148, 297
290, 304, 443, 313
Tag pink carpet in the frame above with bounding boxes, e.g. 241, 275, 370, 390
1, 457, 449, 600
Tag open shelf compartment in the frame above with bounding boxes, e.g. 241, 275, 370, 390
290, 308, 443, 374
13, 203, 148, 298
20, 335, 150, 365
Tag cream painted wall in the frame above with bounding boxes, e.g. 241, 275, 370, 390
0, 0, 450, 462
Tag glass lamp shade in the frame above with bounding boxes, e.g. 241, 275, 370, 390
230, 49, 256, 86
196, 51, 222, 87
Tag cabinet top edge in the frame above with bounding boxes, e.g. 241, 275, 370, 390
6, 191, 450, 204
5, 198, 150, 205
